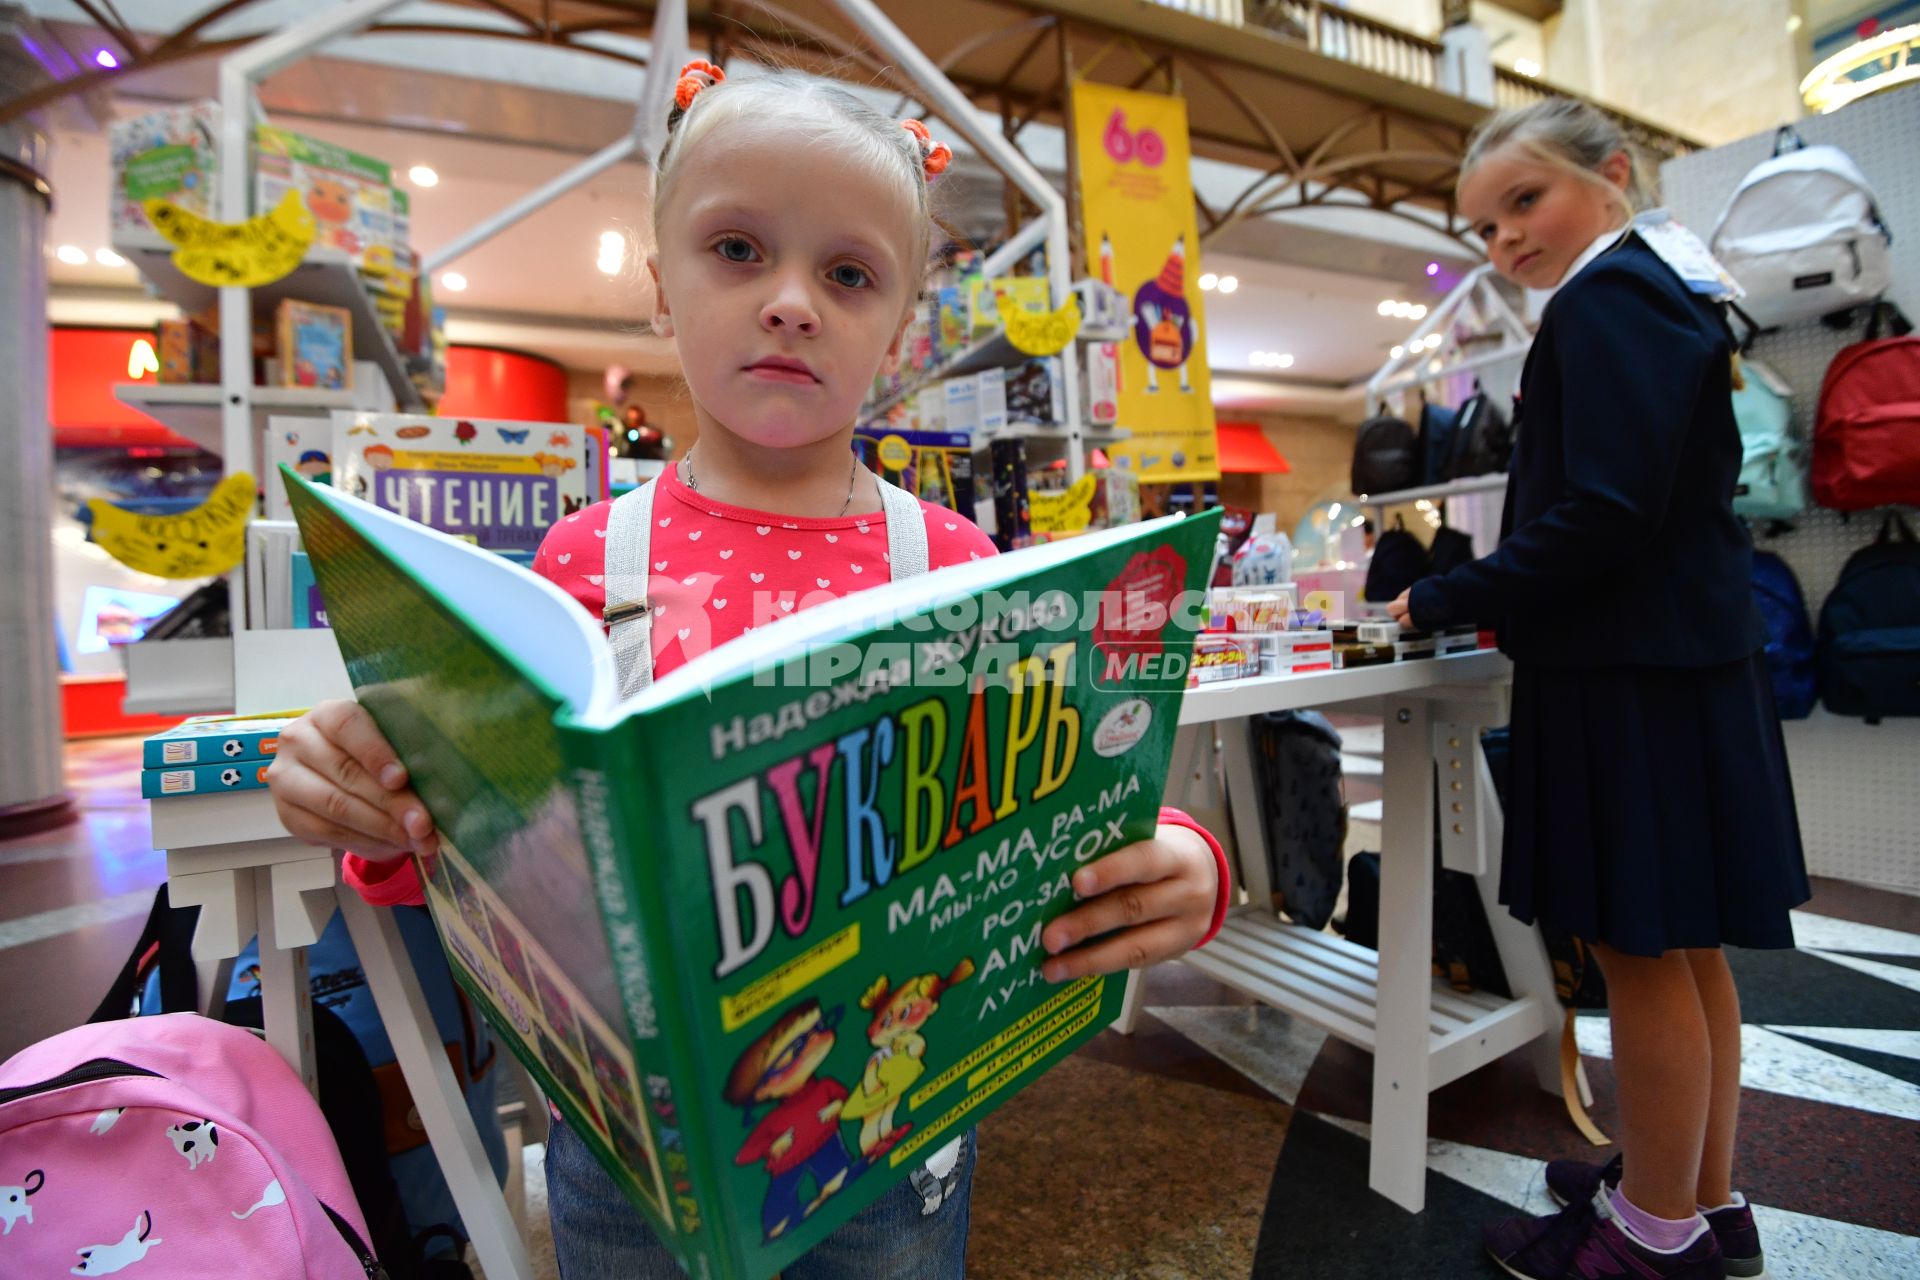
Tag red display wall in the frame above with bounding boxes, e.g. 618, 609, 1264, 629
49, 327, 182, 448
439, 346, 570, 423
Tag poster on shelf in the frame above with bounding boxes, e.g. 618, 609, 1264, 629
331, 413, 588, 554
1071, 81, 1219, 483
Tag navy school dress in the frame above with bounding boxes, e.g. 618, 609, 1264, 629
1407, 232, 1811, 957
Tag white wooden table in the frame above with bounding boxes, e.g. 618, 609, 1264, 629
149, 788, 537, 1280
1146, 650, 1575, 1213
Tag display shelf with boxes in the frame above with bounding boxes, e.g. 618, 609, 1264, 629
112, 383, 354, 454
113, 230, 427, 411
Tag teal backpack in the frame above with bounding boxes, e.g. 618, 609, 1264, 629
1731, 357, 1805, 522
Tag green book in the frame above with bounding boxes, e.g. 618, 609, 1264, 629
282, 467, 1218, 1280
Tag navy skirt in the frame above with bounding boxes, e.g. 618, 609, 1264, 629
1499, 651, 1811, 957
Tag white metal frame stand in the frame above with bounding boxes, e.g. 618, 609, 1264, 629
1150, 653, 1575, 1213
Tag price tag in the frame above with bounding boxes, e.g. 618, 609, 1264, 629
146, 189, 316, 288
1028, 473, 1097, 534
1633, 211, 1743, 301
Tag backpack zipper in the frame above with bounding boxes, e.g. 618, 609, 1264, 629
321, 1201, 391, 1280
0, 1058, 159, 1104
1848, 239, 1863, 278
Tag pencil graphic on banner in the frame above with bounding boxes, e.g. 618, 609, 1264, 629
1098, 232, 1122, 394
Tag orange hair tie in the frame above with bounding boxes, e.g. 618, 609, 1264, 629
674, 59, 725, 111
901, 119, 952, 181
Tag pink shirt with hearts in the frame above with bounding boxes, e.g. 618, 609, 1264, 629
341, 462, 1231, 945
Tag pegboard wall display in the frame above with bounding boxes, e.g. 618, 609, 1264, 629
1661, 88, 1919, 895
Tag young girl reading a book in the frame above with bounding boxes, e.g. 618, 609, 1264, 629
268, 61, 1231, 1279
1388, 100, 1809, 1280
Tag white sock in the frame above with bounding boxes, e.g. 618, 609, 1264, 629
1697, 1190, 1747, 1213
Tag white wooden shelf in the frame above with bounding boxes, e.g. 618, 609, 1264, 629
114, 382, 354, 454
1178, 649, 1511, 725
975, 421, 1131, 449
116, 230, 425, 410
1356, 473, 1508, 508
1185, 911, 1554, 1092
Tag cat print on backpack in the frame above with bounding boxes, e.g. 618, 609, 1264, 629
165, 1121, 217, 1170
71, 1210, 162, 1274
2, 1166, 42, 1233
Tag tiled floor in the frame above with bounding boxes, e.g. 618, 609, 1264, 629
6, 735, 1917, 1277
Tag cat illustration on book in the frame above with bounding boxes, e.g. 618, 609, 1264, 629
840, 959, 975, 1162
726, 999, 864, 1242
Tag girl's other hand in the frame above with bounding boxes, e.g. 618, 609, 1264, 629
1387, 588, 1414, 627
265, 699, 438, 864
1038, 824, 1219, 982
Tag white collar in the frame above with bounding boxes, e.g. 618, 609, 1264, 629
1522, 217, 1638, 320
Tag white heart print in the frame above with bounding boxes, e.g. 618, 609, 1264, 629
944, 522, 958, 531
756, 525, 771, 536
825, 533, 838, 543
750, 572, 765, 583
779, 600, 794, 611
688, 530, 702, 541
816, 578, 830, 588
587, 574, 604, 584
782, 522, 798, 529
677, 628, 691, 641
851, 564, 864, 574
713, 598, 728, 609
658, 517, 671, 528
594, 527, 607, 538
682, 575, 698, 586
788, 550, 802, 560
856, 521, 870, 534
557, 553, 572, 565
719, 549, 733, 559
654, 560, 668, 571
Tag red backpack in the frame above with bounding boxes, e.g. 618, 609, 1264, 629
1813, 304, 1920, 511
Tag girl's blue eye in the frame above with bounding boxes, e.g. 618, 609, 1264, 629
830, 263, 871, 289
716, 238, 756, 263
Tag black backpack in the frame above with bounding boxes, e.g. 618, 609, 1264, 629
1427, 517, 1476, 577
1417, 400, 1463, 487
1364, 517, 1430, 602
1338, 848, 1510, 998
1443, 389, 1517, 480
1817, 512, 1920, 723
1351, 413, 1420, 496
1249, 711, 1347, 930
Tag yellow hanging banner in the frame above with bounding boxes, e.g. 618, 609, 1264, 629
88, 472, 255, 579
1072, 81, 1218, 483
145, 188, 316, 289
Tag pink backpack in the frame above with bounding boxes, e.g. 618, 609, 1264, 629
0, 1014, 381, 1278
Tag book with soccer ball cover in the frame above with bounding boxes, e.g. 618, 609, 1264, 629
280, 466, 1217, 1280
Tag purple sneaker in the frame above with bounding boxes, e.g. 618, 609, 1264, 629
1483, 1189, 1725, 1280
1545, 1159, 1763, 1278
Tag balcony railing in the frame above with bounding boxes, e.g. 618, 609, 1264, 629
1144, 0, 1690, 157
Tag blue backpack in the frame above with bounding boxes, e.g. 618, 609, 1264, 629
1751, 551, 1816, 719
1731, 359, 1806, 523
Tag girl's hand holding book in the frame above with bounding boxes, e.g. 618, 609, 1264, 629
1037, 823, 1221, 983
266, 699, 440, 864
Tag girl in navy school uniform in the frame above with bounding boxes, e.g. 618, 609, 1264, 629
1388, 100, 1810, 1280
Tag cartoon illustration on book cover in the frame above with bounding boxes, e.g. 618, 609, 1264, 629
839, 959, 975, 1162
726, 999, 865, 1243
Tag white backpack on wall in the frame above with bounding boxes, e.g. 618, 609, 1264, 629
1709, 125, 1891, 329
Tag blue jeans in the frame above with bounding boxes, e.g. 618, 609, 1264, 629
546, 1118, 974, 1280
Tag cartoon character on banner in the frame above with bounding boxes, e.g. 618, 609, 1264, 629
1132, 235, 1195, 394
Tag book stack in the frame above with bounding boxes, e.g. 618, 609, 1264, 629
141, 712, 304, 799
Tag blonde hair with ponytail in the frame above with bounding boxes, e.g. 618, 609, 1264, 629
1461, 98, 1650, 228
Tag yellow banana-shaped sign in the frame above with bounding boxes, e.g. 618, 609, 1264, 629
1028, 471, 1098, 534
89, 472, 255, 579
1000, 293, 1081, 357
145, 189, 316, 288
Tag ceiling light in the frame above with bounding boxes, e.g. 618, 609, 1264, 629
56, 244, 87, 265
1275, 353, 1293, 368
597, 230, 626, 275
1216, 275, 1239, 294
1378, 300, 1395, 316
1426, 262, 1441, 277
1428, 357, 1444, 373
1390, 344, 1405, 359
1410, 304, 1428, 319
94, 247, 126, 267
94, 49, 118, 69
440, 271, 468, 292
1514, 58, 1541, 77
1786, 14, 1803, 31
409, 165, 439, 188
1198, 272, 1219, 291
